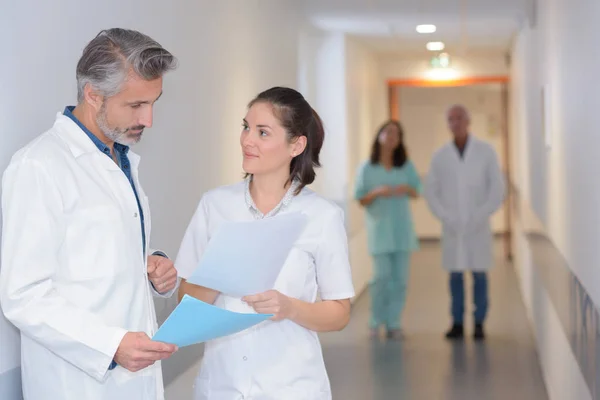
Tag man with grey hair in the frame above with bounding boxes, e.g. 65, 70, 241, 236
424, 104, 505, 341
0, 28, 179, 399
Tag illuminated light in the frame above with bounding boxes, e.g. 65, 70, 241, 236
426, 41, 445, 51
425, 68, 460, 81
416, 24, 436, 34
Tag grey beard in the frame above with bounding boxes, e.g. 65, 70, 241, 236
96, 105, 138, 146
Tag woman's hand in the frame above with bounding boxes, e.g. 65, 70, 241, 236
243, 292, 352, 332
394, 184, 418, 198
373, 185, 393, 197
242, 290, 296, 321
359, 185, 394, 206
393, 184, 410, 195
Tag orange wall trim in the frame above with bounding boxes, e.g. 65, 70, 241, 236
387, 75, 509, 88
389, 86, 400, 120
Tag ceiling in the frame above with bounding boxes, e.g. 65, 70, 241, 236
302, 0, 532, 56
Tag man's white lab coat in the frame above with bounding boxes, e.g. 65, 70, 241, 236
0, 113, 170, 400
424, 136, 505, 272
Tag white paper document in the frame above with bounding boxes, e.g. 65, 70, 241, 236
186, 212, 308, 297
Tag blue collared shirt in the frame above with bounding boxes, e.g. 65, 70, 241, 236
63, 106, 146, 252
64, 106, 150, 372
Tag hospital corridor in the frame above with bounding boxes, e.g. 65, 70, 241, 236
1, 0, 599, 400
165, 241, 548, 400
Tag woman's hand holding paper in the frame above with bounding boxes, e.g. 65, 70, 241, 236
242, 290, 296, 321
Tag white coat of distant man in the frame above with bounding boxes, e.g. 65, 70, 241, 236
424, 104, 505, 340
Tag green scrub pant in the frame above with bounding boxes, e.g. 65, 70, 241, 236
369, 251, 411, 330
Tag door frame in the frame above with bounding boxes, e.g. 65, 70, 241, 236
387, 75, 513, 261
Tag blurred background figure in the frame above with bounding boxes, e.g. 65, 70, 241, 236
354, 120, 421, 340
424, 105, 505, 340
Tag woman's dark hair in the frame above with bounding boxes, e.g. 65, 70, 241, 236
369, 120, 408, 167
247, 86, 325, 194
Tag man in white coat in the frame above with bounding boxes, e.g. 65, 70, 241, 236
0, 28, 180, 399
424, 104, 505, 340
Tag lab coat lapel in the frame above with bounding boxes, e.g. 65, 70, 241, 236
128, 151, 151, 249
128, 152, 142, 193
456, 137, 472, 219
94, 153, 137, 211
454, 137, 473, 269
451, 142, 463, 163
461, 135, 474, 163
54, 113, 137, 211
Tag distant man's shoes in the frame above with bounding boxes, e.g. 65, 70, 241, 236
474, 323, 485, 340
445, 324, 464, 339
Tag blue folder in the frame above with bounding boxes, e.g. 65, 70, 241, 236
152, 295, 273, 347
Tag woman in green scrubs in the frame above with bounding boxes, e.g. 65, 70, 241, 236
354, 120, 421, 339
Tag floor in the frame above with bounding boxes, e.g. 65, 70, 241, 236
165, 241, 548, 399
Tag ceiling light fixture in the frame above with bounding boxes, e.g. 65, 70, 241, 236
416, 24, 436, 34
426, 41, 445, 51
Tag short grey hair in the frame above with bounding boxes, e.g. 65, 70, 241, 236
76, 28, 177, 103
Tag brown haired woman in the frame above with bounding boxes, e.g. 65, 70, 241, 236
176, 87, 355, 399
354, 120, 421, 340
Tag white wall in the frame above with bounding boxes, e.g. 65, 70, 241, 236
345, 37, 388, 298
518, 0, 600, 306
299, 30, 388, 299
298, 29, 348, 204
398, 85, 508, 239
510, 0, 600, 398
0, 0, 302, 396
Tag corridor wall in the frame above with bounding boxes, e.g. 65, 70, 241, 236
510, 0, 600, 398
345, 37, 388, 299
299, 29, 387, 299
0, 1, 302, 397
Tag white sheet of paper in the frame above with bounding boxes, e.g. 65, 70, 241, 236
186, 212, 308, 297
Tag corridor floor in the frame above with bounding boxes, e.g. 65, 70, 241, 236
320, 241, 548, 400
165, 241, 549, 399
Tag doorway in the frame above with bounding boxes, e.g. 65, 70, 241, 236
388, 77, 512, 261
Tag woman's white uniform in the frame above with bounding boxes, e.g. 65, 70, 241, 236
175, 179, 355, 400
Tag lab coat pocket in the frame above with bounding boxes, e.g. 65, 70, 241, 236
193, 375, 211, 399
62, 205, 125, 281
466, 165, 483, 183
277, 387, 331, 400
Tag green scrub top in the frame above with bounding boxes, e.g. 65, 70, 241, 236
354, 160, 422, 255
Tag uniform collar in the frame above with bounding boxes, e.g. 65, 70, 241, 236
54, 112, 142, 171
244, 176, 299, 219
61, 106, 130, 158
